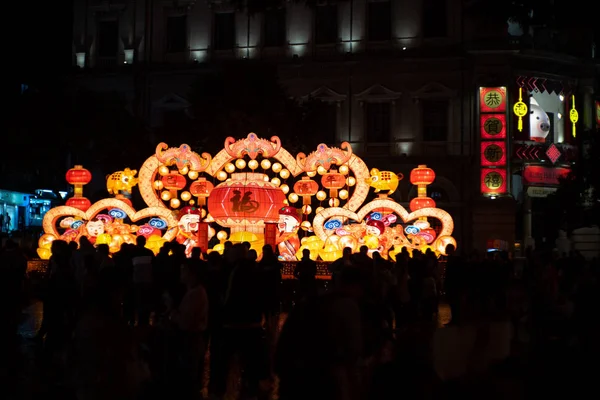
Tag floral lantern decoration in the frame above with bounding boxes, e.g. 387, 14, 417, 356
65, 165, 92, 211
190, 177, 214, 206
293, 176, 319, 205
321, 169, 345, 199
207, 172, 286, 234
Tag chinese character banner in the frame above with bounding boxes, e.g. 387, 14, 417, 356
480, 114, 507, 139
480, 141, 507, 167
480, 168, 507, 194
480, 87, 507, 113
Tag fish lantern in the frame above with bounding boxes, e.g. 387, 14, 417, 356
321, 169, 345, 199
190, 177, 214, 206
65, 165, 92, 211
161, 171, 187, 198
207, 172, 286, 234
293, 176, 319, 205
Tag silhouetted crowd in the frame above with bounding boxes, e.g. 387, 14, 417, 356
1, 237, 599, 400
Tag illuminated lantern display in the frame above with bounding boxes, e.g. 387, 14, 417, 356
161, 172, 186, 197
38, 133, 457, 264
410, 164, 435, 224
65, 165, 92, 211
321, 169, 345, 198
293, 176, 319, 205
190, 177, 214, 206
207, 172, 286, 234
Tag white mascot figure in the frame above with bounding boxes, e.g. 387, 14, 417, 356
529, 97, 551, 143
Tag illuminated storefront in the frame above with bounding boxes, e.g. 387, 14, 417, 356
0, 190, 31, 232
510, 76, 579, 249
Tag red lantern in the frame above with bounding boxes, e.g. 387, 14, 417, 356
66, 197, 91, 211
162, 172, 187, 191
409, 165, 435, 186
65, 165, 92, 185
190, 177, 214, 206
321, 170, 345, 198
293, 176, 319, 205
410, 197, 436, 212
207, 172, 286, 232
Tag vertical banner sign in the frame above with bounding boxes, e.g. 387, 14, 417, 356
264, 223, 278, 250
197, 222, 209, 253
479, 87, 508, 195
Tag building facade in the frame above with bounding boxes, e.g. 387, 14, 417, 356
71, 0, 599, 252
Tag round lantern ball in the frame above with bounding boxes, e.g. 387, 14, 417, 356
339, 165, 349, 175
170, 198, 181, 208
159, 166, 170, 176
225, 163, 236, 173
217, 231, 228, 241
161, 191, 171, 201
261, 159, 272, 170
316, 191, 327, 201
288, 193, 299, 203
181, 191, 192, 201
153, 180, 164, 190
217, 171, 228, 181
280, 169, 290, 179
235, 159, 246, 170
272, 163, 282, 173
248, 160, 259, 170
280, 184, 290, 194
188, 170, 199, 180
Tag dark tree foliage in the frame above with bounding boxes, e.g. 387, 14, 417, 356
158, 60, 334, 155
544, 128, 600, 233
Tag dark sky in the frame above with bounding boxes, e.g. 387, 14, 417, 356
9, 1, 73, 88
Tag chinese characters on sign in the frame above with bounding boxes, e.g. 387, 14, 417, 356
481, 142, 506, 166
479, 87, 508, 195
480, 114, 507, 139
480, 169, 507, 194
513, 87, 528, 132
480, 87, 507, 113
569, 95, 578, 138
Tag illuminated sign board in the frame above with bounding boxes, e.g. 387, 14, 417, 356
522, 166, 570, 186
479, 87, 508, 195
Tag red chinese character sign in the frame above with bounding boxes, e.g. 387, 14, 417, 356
481, 169, 507, 194
37, 133, 456, 260
480, 87, 507, 113
480, 142, 507, 166
480, 114, 507, 139
479, 87, 508, 196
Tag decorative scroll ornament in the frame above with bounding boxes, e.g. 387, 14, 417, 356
155, 143, 211, 171
224, 132, 282, 160
297, 142, 352, 172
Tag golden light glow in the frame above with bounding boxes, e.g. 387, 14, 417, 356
316, 191, 327, 201
272, 163, 282, 173
188, 171, 199, 180
235, 159, 246, 169
280, 184, 290, 194
225, 163, 236, 173
261, 159, 271, 170
248, 160, 259, 170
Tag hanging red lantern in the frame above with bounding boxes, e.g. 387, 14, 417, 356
161, 171, 187, 198
410, 197, 436, 212
321, 169, 345, 198
190, 177, 214, 206
66, 197, 91, 211
207, 172, 286, 233
293, 176, 319, 205
410, 165, 435, 186
65, 165, 92, 185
